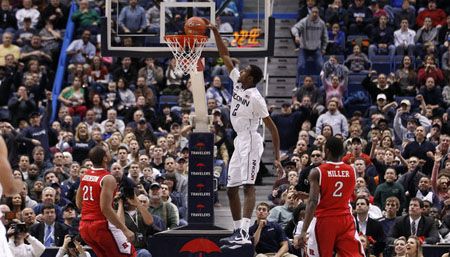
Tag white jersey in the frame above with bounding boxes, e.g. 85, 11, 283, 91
0, 184, 13, 257
229, 68, 269, 134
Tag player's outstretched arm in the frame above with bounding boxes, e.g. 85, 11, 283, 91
299, 168, 320, 245
100, 175, 135, 242
207, 21, 234, 73
76, 184, 82, 209
262, 116, 281, 169
0, 136, 21, 196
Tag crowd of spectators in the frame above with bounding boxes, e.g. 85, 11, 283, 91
261, 0, 450, 256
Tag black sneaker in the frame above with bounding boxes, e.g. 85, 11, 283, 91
219, 229, 251, 245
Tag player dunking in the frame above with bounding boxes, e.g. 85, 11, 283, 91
76, 146, 136, 257
208, 22, 281, 246
0, 136, 22, 257
299, 137, 365, 257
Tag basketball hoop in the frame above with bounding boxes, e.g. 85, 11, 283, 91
164, 35, 208, 75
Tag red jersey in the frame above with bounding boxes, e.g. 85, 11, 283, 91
80, 168, 111, 221
315, 162, 356, 218
342, 153, 372, 166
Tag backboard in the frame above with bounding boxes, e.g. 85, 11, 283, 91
101, 0, 274, 58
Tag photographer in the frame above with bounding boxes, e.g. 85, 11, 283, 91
117, 192, 154, 257
7, 222, 45, 257
56, 234, 91, 257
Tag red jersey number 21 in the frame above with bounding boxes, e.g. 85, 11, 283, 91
332, 181, 343, 197
82, 185, 94, 201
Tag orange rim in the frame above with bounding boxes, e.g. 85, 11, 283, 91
164, 35, 208, 48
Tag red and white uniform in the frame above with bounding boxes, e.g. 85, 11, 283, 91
307, 162, 365, 257
79, 168, 136, 257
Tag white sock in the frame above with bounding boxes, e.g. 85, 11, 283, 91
241, 218, 251, 233
233, 220, 241, 230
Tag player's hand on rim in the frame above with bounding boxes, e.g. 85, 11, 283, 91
202, 18, 216, 30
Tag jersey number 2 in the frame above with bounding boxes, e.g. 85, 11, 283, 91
82, 185, 94, 201
232, 104, 240, 116
332, 181, 343, 197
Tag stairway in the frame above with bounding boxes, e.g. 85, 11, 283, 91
214, 176, 276, 229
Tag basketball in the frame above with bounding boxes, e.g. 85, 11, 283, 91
184, 17, 208, 36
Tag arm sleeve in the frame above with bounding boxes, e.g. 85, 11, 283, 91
290, 20, 301, 37
315, 116, 323, 135
417, 114, 431, 130
253, 96, 270, 119
341, 115, 349, 138
119, 7, 127, 26
28, 235, 46, 257
425, 220, 440, 244
393, 112, 406, 140
321, 24, 329, 52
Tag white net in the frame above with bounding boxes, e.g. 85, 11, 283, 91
164, 35, 208, 75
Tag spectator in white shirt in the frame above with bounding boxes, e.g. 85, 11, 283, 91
394, 18, 416, 57
15, 0, 40, 29
7, 223, 45, 257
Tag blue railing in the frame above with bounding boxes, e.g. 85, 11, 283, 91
50, 1, 77, 122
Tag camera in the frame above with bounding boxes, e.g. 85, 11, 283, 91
67, 233, 80, 249
11, 223, 28, 236
119, 176, 136, 201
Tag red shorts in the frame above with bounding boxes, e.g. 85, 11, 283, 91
80, 220, 136, 257
307, 215, 365, 257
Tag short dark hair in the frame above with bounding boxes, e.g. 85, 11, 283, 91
42, 203, 56, 212
325, 136, 344, 158
256, 202, 270, 210
89, 146, 107, 167
117, 145, 129, 153
355, 195, 369, 206
249, 64, 263, 85
410, 197, 424, 208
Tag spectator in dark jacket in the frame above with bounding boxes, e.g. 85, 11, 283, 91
419, 77, 445, 116
346, 0, 374, 35
362, 73, 401, 104
368, 15, 395, 59
388, 198, 440, 244
21, 102, 51, 160
8, 86, 37, 127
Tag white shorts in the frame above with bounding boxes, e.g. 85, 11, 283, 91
108, 221, 132, 254
227, 132, 264, 187
0, 222, 13, 257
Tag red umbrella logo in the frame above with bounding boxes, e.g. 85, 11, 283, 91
195, 183, 205, 190
196, 203, 205, 211
179, 238, 221, 257
195, 142, 205, 148
196, 163, 205, 167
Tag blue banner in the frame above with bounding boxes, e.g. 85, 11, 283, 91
50, 1, 77, 122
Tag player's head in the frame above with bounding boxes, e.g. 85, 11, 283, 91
324, 136, 344, 160
89, 146, 109, 168
240, 64, 263, 88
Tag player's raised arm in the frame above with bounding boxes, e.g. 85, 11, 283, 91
100, 175, 135, 242
0, 136, 21, 196
207, 21, 234, 73
262, 116, 281, 169
299, 168, 320, 245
